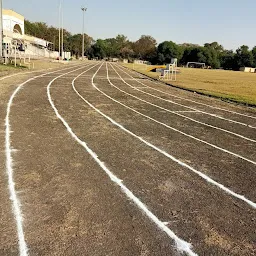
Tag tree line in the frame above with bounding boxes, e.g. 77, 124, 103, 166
24, 20, 93, 58
25, 20, 256, 70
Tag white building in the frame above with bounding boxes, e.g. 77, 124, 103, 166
240, 67, 256, 73
2, 9, 70, 60
3, 9, 24, 35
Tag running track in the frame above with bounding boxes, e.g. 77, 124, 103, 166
1, 62, 255, 255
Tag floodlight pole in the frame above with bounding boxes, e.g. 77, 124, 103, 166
61, 0, 64, 60
0, 0, 3, 58
81, 7, 87, 61
58, 0, 61, 60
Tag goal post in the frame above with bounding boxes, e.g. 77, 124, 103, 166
186, 62, 206, 69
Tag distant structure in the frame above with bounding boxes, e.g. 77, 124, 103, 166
3, 9, 24, 36
133, 59, 151, 65
2, 9, 71, 61
186, 62, 206, 69
159, 58, 178, 81
240, 67, 256, 73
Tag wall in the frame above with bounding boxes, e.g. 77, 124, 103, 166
3, 9, 24, 35
240, 67, 256, 73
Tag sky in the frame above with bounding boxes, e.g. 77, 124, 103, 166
3, 0, 256, 50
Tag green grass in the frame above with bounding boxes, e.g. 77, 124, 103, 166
123, 63, 256, 106
0, 63, 28, 74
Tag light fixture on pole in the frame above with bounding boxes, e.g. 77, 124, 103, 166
81, 7, 87, 61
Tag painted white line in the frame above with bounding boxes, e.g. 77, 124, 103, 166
121, 65, 256, 120
172, 110, 199, 113
0, 62, 80, 81
4, 63, 91, 256
6, 86, 29, 256
105, 64, 256, 165
0, 69, 50, 81
74, 63, 256, 209
116, 64, 256, 128
47, 63, 198, 256
111, 64, 256, 143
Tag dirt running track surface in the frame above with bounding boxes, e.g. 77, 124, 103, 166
0, 62, 255, 256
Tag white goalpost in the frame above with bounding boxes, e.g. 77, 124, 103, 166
186, 62, 206, 69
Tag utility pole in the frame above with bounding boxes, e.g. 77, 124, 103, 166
58, 0, 61, 60
81, 7, 87, 61
0, 0, 3, 58
61, 0, 64, 60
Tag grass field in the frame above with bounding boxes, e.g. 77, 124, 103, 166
123, 63, 256, 106
0, 59, 76, 78
0, 64, 27, 74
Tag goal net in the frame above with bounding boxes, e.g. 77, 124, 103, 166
186, 62, 206, 69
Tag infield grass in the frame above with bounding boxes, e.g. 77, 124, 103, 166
123, 63, 256, 106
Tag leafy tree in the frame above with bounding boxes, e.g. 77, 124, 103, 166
68, 34, 93, 58
220, 50, 236, 70
252, 46, 256, 67
157, 41, 183, 64
235, 45, 254, 68
204, 42, 224, 53
133, 35, 157, 60
120, 47, 134, 59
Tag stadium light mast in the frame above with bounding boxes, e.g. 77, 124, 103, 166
61, 0, 64, 60
0, 0, 3, 58
58, 0, 61, 60
81, 7, 87, 61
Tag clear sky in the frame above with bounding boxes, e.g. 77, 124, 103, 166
3, 0, 256, 50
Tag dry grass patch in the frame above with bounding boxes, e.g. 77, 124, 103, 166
0, 59, 80, 78
123, 63, 256, 106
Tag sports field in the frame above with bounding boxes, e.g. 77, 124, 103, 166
0, 61, 255, 255
124, 63, 256, 105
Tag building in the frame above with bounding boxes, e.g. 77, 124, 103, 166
3, 9, 24, 36
133, 59, 151, 65
2, 9, 70, 60
240, 67, 256, 73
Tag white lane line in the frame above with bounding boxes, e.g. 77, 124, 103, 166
111, 64, 256, 143
116, 64, 256, 129
4, 63, 91, 256
121, 65, 256, 120
171, 110, 199, 113
104, 64, 256, 165
75, 63, 256, 209
0, 70, 50, 81
0, 62, 80, 81
47, 63, 199, 256
6, 85, 28, 256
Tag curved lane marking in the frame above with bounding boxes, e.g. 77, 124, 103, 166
74, 63, 255, 209
5, 63, 90, 256
122, 66, 256, 120
115, 64, 256, 129
47, 62, 198, 256
111, 64, 256, 143
104, 64, 256, 165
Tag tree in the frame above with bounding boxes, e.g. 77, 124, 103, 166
68, 34, 93, 58
89, 39, 110, 59
133, 35, 157, 61
204, 42, 224, 53
235, 45, 254, 69
157, 41, 183, 64
220, 50, 236, 70
120, 47, 134, 59
252, 46, 256, 67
